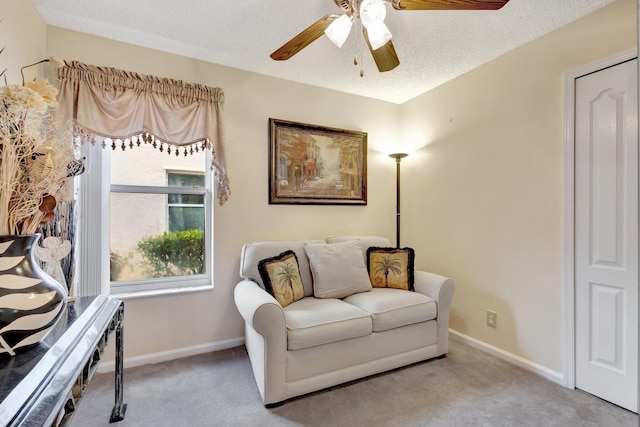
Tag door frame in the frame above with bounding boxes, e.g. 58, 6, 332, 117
562, 47, 638, 389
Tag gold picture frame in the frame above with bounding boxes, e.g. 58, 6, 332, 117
269, 118, 367, 205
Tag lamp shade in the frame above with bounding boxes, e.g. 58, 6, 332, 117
367, 22, 392, 50
325, 14, 353, 48
360, 0, 387, 28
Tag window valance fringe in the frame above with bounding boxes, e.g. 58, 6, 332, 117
57, 60, 230, 205
75, 126, 211, 155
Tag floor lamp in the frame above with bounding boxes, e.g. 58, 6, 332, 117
389, 153, 408, 248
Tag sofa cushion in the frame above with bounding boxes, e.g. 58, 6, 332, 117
325, 236, 392, 261
304, 240, 372, 299
257, 250, 305, 307
343, 288, 436, 332
367, 247, 415, 291
284, 297, 372, 350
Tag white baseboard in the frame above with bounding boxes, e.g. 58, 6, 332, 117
449, 329, 565, 386
97, 337, 245, 374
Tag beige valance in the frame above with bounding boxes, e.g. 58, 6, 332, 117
57, 61, 230, 204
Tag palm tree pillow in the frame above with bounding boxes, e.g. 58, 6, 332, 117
366, 247, 415, 291
258, 250, 305, 307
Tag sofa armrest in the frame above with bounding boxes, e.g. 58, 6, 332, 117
414, 271, 454, 306
234, 280, 286, 338
414, 270, 454, 356
234, 280, 287, 405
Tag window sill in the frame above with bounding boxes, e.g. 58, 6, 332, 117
110, 284, 213, 300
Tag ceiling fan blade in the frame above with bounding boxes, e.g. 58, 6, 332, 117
364, 28, 400, 72
391, 0, 510, 10
270, 14, 341, 61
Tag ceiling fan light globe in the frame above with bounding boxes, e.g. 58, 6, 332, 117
324, 14, 353, 48
360, 0, 387, 28
367, 22, 392, 50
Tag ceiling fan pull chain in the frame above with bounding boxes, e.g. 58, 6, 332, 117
354, 17, 364, 77
359, 21, 364, 77
354, 17, 359, 67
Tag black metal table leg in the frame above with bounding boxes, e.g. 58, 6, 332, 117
110, 305, 127, 423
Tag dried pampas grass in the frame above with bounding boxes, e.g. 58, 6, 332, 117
0, 78, 84, 235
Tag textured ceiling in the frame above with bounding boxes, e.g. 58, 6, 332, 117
32, 0, 617, 104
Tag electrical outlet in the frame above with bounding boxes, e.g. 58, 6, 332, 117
486, 310, 497, 328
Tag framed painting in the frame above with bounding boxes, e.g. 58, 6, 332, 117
269, 118, 367, 205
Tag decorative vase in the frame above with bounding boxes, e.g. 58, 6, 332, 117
0, 234, 68, 356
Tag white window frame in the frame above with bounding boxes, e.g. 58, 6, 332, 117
76, 143, 213, 299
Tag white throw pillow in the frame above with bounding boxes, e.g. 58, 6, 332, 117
304, 240, 372, 299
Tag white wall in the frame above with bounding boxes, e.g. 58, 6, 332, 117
400, 0, 636, 373
4, 0, 635, 377
1, 0, 47, 85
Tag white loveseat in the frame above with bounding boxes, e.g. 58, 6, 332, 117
234, 236, 454, 406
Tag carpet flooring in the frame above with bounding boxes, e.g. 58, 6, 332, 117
72, 340, 638, 427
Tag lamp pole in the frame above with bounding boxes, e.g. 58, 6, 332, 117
389, 153, 408, 248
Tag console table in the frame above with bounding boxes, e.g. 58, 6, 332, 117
0, 295, 127, 426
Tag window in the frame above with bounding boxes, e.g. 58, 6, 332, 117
167, 172, 205, 233
79, 142, 213, 297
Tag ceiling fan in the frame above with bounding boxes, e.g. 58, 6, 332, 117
270, 0, 510, 74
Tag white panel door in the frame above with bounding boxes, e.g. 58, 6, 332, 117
575, 58, 638, 412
